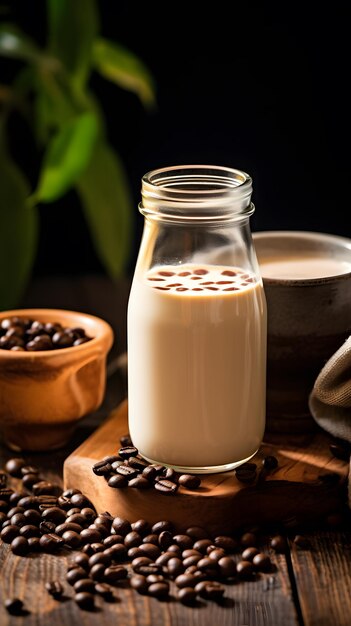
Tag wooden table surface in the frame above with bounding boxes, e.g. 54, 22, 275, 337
0, 274, 350, 626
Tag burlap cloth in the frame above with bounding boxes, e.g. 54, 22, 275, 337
309, 335, 351, 506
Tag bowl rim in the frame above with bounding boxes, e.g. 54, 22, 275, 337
0, 308, 114, 358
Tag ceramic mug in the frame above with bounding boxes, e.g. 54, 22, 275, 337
253, 230, 351, 433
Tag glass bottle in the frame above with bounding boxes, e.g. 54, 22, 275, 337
127, 165, 267, 473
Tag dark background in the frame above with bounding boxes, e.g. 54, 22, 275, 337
1, 1, 350, 278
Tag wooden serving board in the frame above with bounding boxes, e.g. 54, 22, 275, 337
63, 399, 350, 535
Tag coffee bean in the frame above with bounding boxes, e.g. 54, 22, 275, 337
148, 582, 169, 598
242, 546, 259, 561
151, 520, 173, 534
155, 551, 175, 566
235, 467, 257, 483
120, 434, 133, 447
11, 535, 29, 555
142, 466, 158, 481
167, 557, 184, 578
45, 580, 64, 599
108, 543, 128, 561
66, 567, 88, 586
175, 573, 197, 588
135, 564, 163, 576
236, 560, 255, 579
70, 493, 94, 509
90, 563, 106, 581
116, 465, 139, 479
164, 468, 179, 483
154, 479, 178, 494
111, 517, 131, 536
208, 548, 226, 562
108, 474, 128, 488
240, 532, 258, 547
131, 519, 151, 536
146, 574, 165, 584
118, 446, 139, 460
131, 556, 153, 571
81, 507, 96, 522
80, 528, 102, 544
5, 597, 24, 615
178, 474, 201, 489
32, 481, 57, 496
74, 591, 95, 610
139, 542, 161, 560
128, 456, 150, 471
0, 471, 7, 487
193, 539, 213, 554
158, 530, 173, 550
329, 441, 350, 461
253, 553, 272, 572
22, 473, 42, 489
89, 552, 111, 568
104, 565, 128, 584
129, 476, 151, 489
218, 556, 236, 577
5, 458, 25, 477
186, 526, 210, 540
92, 460, 113, 477
20, 524, 40, 538
270, 535, 288, 553
130, 574, 149, 594
95, 583, 114, 600
196, 580, 225, 600
66, 513, 87, 526
40, 520, 56, 534
74, 578, 96, 594
28, 536, 40, 552
178, 587, 197, 605
62, 530, 81, 549
143, 533, 161, 546
124, 530, 142, 548
0, 488, 15, 501
56, 521, 82, 535
263, 455, 278, 470
42, 506, 66, 525
39, 533, 64, 553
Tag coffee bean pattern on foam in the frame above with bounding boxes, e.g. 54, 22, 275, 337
146, 265, 257, 293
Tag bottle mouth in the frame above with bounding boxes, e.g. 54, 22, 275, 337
140, 165, 253, 221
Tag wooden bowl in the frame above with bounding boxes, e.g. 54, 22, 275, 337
0, 308, 114, 451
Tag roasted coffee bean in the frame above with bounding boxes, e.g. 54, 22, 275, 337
0, 489, 14, 502
263, 455, 278, 470
175, 573, 197, 588
92, 460, 113, 476
0, 511, 7, 524
27, 334, 53, 351
168, 544, 182, 556
132, 556, 153, 570
39, 533, 64, 553
136, 564, 163, 576
42, 507, 66, 525
70, 553, 90, 571
74, 578, 96, 594
148, 582, 169, 598
56, 521, 82, 535
142, 466, 158, 481
1, 525, 20, 543
111, 517, 131, 536
118, 446, 139, 460
95, 583, 114, 600
163, 468, 179, 482
90, 563, 106, 581
130, 574, 149, 594
253, 553, 272, 572
66, 513, 86, 526
128, 456, 149, 470
0, 499, 8, 512
236, 560, 255, 580
74, 591, 95, 610
70, 493, 94, 509
80, 507, 97, 522
52, 331, 74, 349
172, 534, 193, 550
103, 534, 124, 548
186, 526, 210, 540
5, 597, 24, 615
32, 481, 57, 496
235, 467, 257, 483
107, 474, 128, 488
37, 494, 58, 507
66, 567, 88, 586
28, 536, 40, 552
270, 535, 288, 553
120, 434, 133, 447
7, 506, 25, 518
80, 528, 102, 544
146, 574, 165, 584
129, 476, 151, 489
195, 580, 225, 600
197, 557, 219, 573
40, 520, 56, 534
10, 513, 27, 527
45, 580, 64, 599
138, 542, 161, 560
178, 474, 201, 489
158, 530, 173, 550
208, 548, 226, 562
104, 565, 128, 584
0, 471, 7, 487
62, 530, 81, 549
11, 536, 30, 555
21, 464, 40, 476
111, 461, 124, 470
167, 557, 184, 577
218, 556, 236, 577
124, 530, 142, 548
154, 479, 178, 494
142, 533, 159, 545
240, 532, 258, 547
116, 465, 139, 479
89, 552, 112, 568
5, 458, 25, 477
103, 455, 121, 465
20, 524, 40, 538
151, 520, 173, 534
22, 473, 42, 489
241, 546, 259, 561
193, 539, 213, 554
293, 535, 311, 549
131, 519, 151, 536
128, 547, 143, 559
178, 587, 197, 605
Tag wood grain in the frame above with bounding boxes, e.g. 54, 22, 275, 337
64, 400, 349, 535
290, 531, 351, 626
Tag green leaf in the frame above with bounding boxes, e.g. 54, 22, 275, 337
76, 140, 133, 278
47, 0, 98, 89
92, 38, 156, 109
0, 144, 38, 310
34, 111, 99, 203
0, 24, 41, 63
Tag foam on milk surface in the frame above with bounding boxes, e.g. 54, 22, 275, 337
127, 264, 267, 469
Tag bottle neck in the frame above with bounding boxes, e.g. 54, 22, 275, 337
140, 165, 254, 224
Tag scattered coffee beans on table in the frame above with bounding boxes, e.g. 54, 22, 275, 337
0, 317, 93, 351
0, 454, 313, 614
92, 443, 202, 494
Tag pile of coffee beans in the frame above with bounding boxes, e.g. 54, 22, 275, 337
0, 316, 93, 351
0, 454, 306, 615
92, 444, 202, 493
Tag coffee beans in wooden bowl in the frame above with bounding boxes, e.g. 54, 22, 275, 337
0, 316, 93, 351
